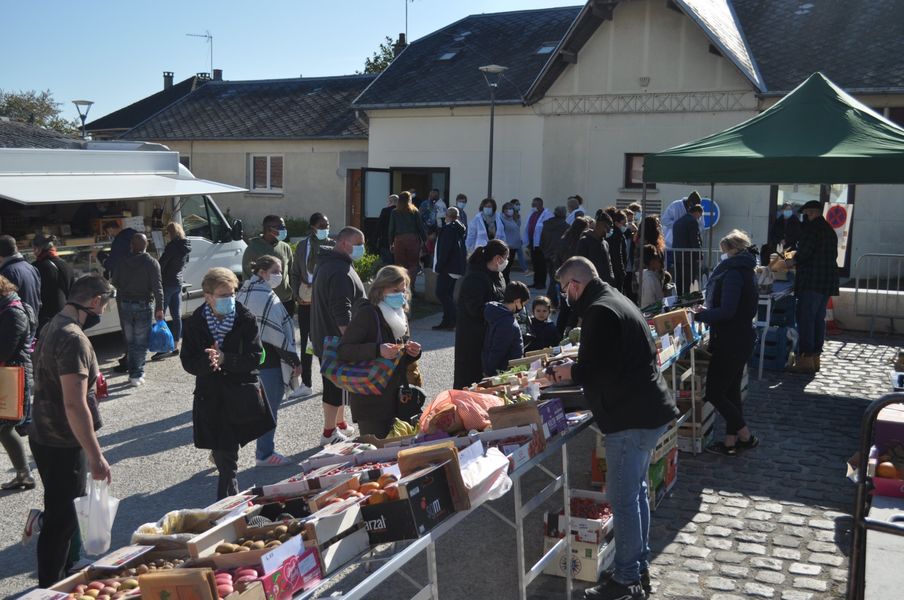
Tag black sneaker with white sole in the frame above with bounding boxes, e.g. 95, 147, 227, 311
584, 578, 648, 600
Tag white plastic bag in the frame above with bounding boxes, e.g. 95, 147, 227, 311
73, 477, 120, 555
460, 447, 513, 507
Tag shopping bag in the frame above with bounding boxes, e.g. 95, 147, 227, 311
319, 336, 401, 396
148, 319, 175, 354
0, 365, 25, 421
73, 477, 120, 555
95, 372, 108, 400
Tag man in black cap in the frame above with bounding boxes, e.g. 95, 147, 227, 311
786, 200, 839, 374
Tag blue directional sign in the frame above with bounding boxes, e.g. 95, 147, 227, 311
700, 198, 720, 230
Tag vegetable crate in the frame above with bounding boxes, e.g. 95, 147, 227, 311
542, 536, 615, 583
749, 326, 797, 371
648, 447, 678, 511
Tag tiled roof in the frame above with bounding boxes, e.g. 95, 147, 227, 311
122, 75, 376, 140
353, 6, 582, 108
733, 0, 904, 93
677, 0, 765, 91
86, 76, 206, 133
0, 119, 80, 148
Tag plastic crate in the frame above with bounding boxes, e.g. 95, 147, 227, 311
757, 295, 796, 327
749, 326, 797, 371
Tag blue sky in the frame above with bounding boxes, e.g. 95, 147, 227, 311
1, 0, 575, 122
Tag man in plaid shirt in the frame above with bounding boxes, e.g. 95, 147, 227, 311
787, 200, 840, 374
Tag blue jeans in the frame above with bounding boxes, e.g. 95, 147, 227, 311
603, 425, 667, 585
255, 368, 283, 460
162, 285, 183, 343
795, 290, 828, 354
119, 301, 152, 379
513, 247, 527, 271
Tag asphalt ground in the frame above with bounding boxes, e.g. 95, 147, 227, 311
1, 277, 899, 599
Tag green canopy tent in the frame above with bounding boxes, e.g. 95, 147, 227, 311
643, 72, 904, 184
634, 72, 904, 305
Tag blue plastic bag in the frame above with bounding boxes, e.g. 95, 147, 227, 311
148, 319, 175, 353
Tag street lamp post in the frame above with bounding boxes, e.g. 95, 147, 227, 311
72, 100, 94, 139
479, 64, 507, 200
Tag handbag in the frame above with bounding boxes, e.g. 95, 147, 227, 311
0, 365, 25, 421
320, 308, 401, 395
396, 380, 426, 423
227, 379, 277, 446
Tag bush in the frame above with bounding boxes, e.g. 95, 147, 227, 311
284, 217, 310, 239
353, 252, 381, 283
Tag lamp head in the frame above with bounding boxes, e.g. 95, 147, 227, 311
478, 64, 508, 75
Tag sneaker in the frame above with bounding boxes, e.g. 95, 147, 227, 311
585, 578, 647, 600
21, 509, 42, 545
128, 377, 144, 388
705, 442, 738, 456
256, 452, 291, 467
208, 451, 216, 466
320, 430, 349, 447
112, 362, 129, 374
640, 569, 651, 596
287, 384, 313, 400
337, 422, 356, 438
151, 350, 177, 361
1, 471, 36, 490
737, 435, 760, 451
431, 322, 450, 330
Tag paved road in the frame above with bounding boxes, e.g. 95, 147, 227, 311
0, 298, 899, 598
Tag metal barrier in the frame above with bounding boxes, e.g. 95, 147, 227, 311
665, 248, 723, 296
853, 253, 904, 334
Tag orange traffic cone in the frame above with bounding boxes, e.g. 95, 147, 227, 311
825, 297, 842, 336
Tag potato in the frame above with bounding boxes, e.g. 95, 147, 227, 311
273, 525, 288, 536
216, 543, 238, 554
250, 541, 265, 550
234, 545, 250, 552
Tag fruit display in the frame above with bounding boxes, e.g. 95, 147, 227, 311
361, 473, 400, 506
214, 566, 263, 599
876, 445, 904, 479
64, 578, 138, 600
569, 497, 613, 521
213, 520, 305, 555
108, 556, 186, 578
387, 418, 418, 439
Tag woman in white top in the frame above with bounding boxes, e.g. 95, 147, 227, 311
640, 244, 666, 309
466, 198, 507, 254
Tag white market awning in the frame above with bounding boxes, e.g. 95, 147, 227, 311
0, 174, 246, 205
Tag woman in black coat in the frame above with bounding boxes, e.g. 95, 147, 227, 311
453, 239, 508, 388
31, 234, 74, 334
695, 230, 759, 456
0, 276, 37, 490
338, 265, 422, 437
155, 222, 192, 359
181, 268, 274, 499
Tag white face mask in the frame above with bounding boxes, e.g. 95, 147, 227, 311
267, 272, 283, 288
497, 258, 509, 272
720, 253, 729, 262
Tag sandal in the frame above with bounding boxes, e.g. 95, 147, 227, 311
737, 435, 760, 451
705, 442, 738, 456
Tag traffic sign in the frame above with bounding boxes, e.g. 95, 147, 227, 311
826, 204, 848, 228
700, 198, 720, 230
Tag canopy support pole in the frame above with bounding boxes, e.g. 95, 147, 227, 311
708, 182, 715, 272
637, 181, 648, 307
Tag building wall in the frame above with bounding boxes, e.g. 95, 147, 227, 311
160, 139, 367, 233
366, 106, 544, 204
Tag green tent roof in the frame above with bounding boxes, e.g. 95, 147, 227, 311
643, 72, 904, 184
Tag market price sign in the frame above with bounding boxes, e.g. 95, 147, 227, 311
700, 198, 720, 230
823, 203, 852, 268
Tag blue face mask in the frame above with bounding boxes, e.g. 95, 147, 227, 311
605, 229, 614, 238
215, 296, 236, 316
782, 210, 793, 219
457, 202, 467, 211
276, 229, 288, 242
315, 228, 329, 241
482, 207, 494, 217
383, 292, 406, 309
351, 244, 365, 261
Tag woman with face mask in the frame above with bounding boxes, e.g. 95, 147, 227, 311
454, 239, 509, 388
465, 198, 508, 254
237, 256, 301, 467
500, 201, 526, 282
181, 268, 274, 499
337, 266, 422, 437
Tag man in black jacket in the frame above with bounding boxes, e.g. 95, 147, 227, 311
375, 195, 397, 266
577, 213, 615, 286
672, 204, 703, 296
432, 207, 467, 330
0, 234, 42, 316
607, 209, 628, 294
111, 234, 164, 388
551, 257, 678, 600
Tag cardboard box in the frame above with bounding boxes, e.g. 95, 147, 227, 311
253, 532, 321, 599
652, 309, 694, 341
649, 448, 679, 512
398, 441, 470, 511
18, 591, 70, 600
651, 422, 678, 463
544, 489, 613, 545
302, 499, 369, 575
677, 397, 714, 425
360, 462, 455, 544
542, 536, 615, 583
677, 425, 714, 453
537, 398, 567, 438
186, 511, 305, 568
49, 547, 189, 592
139, 568, 218, 600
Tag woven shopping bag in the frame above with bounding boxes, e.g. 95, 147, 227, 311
320, 335, 401, 395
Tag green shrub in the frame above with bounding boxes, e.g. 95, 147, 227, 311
353, 252, 381, 283
284, 217, 310, 238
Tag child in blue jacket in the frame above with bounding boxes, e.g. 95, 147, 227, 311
482, 281, 531, 377
524, 295, 561, 352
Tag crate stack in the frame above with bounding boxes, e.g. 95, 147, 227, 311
750, 295, 798, 371
590, 422, 678, 511
674, 353, 749, 452
542, 489, 616, 583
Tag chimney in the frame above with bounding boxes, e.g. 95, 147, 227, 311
213, 68, 223, 81
393, 33, 407, 58
163, 71, 174, 90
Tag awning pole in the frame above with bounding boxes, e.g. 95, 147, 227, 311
708, 182, 715, 271
638, 181, 648, 307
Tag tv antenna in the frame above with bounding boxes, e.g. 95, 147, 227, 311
186, 30, 213, 76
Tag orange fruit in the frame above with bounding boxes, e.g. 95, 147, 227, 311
368, 491, 389, 505
359, 482, 381, 494
877, 461, 900, 478
377, 473, 398, 488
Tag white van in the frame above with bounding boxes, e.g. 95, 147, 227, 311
0, 142, 247, 336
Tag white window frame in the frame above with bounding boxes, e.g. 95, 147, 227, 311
249, 154, 284, 192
